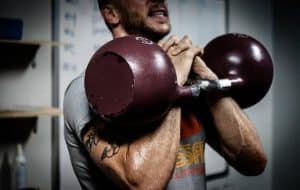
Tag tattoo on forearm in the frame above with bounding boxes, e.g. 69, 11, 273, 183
85, 131, 99, 152
101, 144, 120, 160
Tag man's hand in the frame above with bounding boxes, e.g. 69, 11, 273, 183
158, 35, 203, 86
192, 56, 218, 81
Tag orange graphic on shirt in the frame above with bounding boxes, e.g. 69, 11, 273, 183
180, 112, 203, 138
176, 141, 205, 168
175, 112, 205, 168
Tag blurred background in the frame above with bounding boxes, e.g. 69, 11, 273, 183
0, 0, 299, 189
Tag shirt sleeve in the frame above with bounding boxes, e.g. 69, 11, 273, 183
63, 73, 94, 143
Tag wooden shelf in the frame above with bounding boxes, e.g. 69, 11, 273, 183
0, 106, 62, 119
0, 40, 40, 68
0, 106, 62, 143
0, 39, 69, 68
0, 39, 68, 47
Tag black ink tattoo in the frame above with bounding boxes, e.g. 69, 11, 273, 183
85, 131, 99, 152
101, 144, 120, 160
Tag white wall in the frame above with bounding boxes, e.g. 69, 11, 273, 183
207, 0, 273, 189
0, 0, 52, 189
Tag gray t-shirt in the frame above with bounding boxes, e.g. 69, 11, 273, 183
64, 73, 206, 190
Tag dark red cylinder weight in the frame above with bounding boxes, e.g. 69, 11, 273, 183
202, 33, 273, 108
85, 36, 177, 126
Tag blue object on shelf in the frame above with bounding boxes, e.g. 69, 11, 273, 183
0, 18, 23, 40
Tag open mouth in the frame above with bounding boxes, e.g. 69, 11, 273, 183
148, 7, 169, 18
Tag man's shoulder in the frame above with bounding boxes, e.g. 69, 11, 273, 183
64, 72, 85, 96
64, 72, 86, 115
63, 72, 93, 138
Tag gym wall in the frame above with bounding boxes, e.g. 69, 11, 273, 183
0, 0, 52, 189
273, 1, 300, 189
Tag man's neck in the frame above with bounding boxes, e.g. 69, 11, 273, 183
112, 27, 129, 39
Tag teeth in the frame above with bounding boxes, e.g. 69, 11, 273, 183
154, 12, 164, 16
151, 11, 165, 17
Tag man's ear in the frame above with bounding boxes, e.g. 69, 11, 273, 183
101, 5, 120, 27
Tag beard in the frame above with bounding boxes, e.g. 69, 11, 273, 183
117, 4, 171, 42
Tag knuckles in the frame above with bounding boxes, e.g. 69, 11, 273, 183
170, 35, 179, 42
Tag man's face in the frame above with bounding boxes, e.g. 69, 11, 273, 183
117, 0, 171, 42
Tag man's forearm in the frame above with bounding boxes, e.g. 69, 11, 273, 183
207, 97, 267, 175
124, 108, 181, 189
84, 108, 181, 190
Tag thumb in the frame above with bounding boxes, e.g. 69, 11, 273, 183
193, 56, 218, 80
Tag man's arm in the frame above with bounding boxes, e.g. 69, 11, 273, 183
206, 96, 267, 175
81, 35, 214, 189
83, 108, 181, 190
161, 35, 267, 175
192, 56, 267, 176
81, 35, 203, 189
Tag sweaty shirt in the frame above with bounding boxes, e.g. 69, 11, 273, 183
64, 73, 206, 190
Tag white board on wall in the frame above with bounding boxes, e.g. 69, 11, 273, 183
58, 0, 227, 189
58, 0, 112, 189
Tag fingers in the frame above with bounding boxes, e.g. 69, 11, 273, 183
193, 56, 218, 80
158, 35, 195, 56
182, 45, 203, 60
171, 35, 193, 56
172, 46, 204, 86
159, 35, 204, 57
159, 34, 212, 84
158, 35, 180, 52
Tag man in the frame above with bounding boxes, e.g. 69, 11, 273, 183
64, 0, 267, 189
